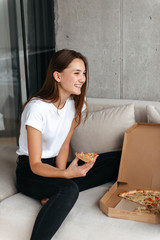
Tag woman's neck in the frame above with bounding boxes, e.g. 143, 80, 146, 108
53, 97, 69, 109
53, 88, 71, 109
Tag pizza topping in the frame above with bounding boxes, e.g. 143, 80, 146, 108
119, 189, 160, 214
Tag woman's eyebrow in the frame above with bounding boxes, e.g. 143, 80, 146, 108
72, 69, 86, 72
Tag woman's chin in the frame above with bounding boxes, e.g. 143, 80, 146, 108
73, 89, 81, 95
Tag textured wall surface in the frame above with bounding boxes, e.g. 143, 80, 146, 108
54, 0, 160, 101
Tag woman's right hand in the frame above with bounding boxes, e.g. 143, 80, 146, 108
64, 156, 97, 179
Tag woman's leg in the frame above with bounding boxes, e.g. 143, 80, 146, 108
72, 151, 121, 192
30, 179, 79, 240
16, 157, 79, 240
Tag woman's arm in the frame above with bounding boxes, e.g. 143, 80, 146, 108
27, 123, 97, 179
27, 125, 66, 178
56, 118, 77, 170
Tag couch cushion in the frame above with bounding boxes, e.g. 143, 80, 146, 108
0, 144, 18, 201
1, 185, 159, 240
0, 185, 111, 240
87, 98, 160, 123
0, 193, 41, 240
71, 104, 135, 154
146, 105, 160, 123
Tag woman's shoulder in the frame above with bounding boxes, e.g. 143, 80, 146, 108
28, 98, 50, 106
25, 98, 50, 113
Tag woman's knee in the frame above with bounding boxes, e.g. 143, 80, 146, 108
61, 180, 79, 204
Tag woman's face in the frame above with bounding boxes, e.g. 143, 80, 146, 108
56, 58, 86, 98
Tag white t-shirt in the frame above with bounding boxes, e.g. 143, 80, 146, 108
16, 98, 76, 158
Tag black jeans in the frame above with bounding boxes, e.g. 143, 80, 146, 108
16, 151, 121, 240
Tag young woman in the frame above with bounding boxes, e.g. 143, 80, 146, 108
16, 49, 121, 240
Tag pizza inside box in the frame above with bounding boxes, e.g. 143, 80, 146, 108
99, 123, 160, 224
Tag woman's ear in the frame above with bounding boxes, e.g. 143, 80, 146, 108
53, 71, 61, 82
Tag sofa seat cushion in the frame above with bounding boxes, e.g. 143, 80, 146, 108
1, 184, 160, 240
0, 193, 41, 240
0, 185, 111, 240
0, 144, 18, 201
71, 104, 135, 154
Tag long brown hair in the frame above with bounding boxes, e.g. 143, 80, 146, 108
24, 49, 89, 125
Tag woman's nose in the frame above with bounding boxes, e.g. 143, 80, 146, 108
79, 73, 86, 83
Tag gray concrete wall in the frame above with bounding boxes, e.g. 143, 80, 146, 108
54, 0, 160, 101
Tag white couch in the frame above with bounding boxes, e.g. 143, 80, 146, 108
0, 97, 160, 240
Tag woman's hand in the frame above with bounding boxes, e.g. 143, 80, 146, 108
64, 155, 97, 179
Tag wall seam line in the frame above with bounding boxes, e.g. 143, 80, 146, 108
120, 0, 123, 99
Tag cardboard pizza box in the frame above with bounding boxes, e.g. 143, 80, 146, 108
99, 123, 160, 224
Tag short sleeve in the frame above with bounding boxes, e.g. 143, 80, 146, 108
23, 101, 44, 132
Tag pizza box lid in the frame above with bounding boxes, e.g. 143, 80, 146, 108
117, 123, 160, 190
99, 123, 160, 224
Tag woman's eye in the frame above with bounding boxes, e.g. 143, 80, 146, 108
74, 72, 86, 76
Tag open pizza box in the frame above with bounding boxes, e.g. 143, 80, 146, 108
99, 123, 160, 224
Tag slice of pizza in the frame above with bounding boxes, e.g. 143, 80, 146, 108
134, 205, 160, 214
119, 190, 147, 205
119, 189, 160, 214
75, 152, 99, 162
